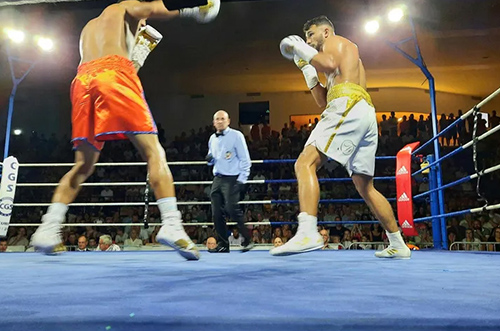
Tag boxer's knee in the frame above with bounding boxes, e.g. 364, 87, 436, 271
351, 173, 374, 199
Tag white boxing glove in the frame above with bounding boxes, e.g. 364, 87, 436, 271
131, 25, 163, 69
279, 35, 318, 63
179, 0, 220, 23
294, 55, 319, 90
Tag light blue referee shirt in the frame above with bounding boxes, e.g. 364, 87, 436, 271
208, 127, 251, 183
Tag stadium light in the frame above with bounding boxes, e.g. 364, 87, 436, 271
13, 129, 22, 136
37, 37, 54, 52
364, 20, 380, 34
388, 7, 404, 22
4, 28, 25, 43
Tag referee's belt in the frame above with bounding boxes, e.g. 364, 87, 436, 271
215, 174, 238, 178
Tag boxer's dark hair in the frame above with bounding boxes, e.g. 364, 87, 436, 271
303, 16, 334, 32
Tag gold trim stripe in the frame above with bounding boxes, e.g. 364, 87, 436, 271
323, 83, 374, 152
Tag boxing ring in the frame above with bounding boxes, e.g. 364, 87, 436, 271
2, 2, 500, 331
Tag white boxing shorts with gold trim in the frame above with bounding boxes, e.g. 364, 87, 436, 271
305, 82, 378, 177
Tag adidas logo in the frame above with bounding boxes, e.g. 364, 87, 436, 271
401, 220, 412, 228
398, 192, 410, 202
397, 166, 408, 175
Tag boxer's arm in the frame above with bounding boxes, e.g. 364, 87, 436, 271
310, 52, 338, 74
311, 84, 328, 108
122, 0, 179, 20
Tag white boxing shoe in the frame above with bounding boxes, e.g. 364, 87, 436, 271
30, 214, 63, 254
270, 230, 323, 256
156, 211, 200, 261
374, 245, 411, 259
270, 212, 323, 256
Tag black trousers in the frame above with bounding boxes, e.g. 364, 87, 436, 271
210, 175, 250, 246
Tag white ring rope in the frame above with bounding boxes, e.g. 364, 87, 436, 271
8, 160, 277, 168
14, 200, 274, 207
0, 0, 96, 7
460, 86, 500, 121
9, 222, 281, 227
16, 179, 269, 187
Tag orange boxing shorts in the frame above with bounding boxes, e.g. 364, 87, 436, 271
70, 55, 157, 151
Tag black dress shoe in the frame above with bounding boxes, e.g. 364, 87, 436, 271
241, 241, 254, 253
208, 245, 230, 253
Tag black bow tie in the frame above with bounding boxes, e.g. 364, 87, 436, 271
216, 132, 224, 137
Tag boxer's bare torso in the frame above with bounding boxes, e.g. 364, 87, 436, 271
79, 3, 144, 65
318, 35, 366, 91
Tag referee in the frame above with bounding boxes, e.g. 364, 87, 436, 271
207, 110, 253, 253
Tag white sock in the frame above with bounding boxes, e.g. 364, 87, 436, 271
298, 212, 317, 232
46, 203, 68, 223
386, 230, 406, 248
157, 197, 178, 216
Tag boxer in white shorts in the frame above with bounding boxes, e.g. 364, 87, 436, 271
271, 16, 410, 259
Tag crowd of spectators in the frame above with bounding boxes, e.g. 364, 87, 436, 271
2, 109, 500, 253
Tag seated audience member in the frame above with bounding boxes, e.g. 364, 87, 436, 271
77, 236, 90, 251
96, 235, 121, 251
273, 237, 284, 248
0, 238, 8, 252
124, 229, 143, 247
206, 237, 217, 250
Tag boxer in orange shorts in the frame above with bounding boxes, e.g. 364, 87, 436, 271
31, 0, 220, 260
71, 55, 157, 151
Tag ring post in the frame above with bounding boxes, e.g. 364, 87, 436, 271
386, 14, 447, 249
427, 154, 445, 249
3, 46, 37, 160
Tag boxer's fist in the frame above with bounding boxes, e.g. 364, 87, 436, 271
280, 35, 318, 63
293, 55, 308, 70
179, 0, 220, 23
279, 35, 302, 60
131, 25, 163, 69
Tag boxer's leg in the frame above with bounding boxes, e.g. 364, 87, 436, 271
52, 142, 100, 204
295, 145, 327, 216
31, 142, 100, 253
128, 133, 199, 260
269, 145, 326, 256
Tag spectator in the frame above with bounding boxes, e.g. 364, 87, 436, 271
7, 227, 29, 247
77, 235, 89, 251
228, 228, 244, 246
124, 229, 143, 247
96, 235, 121, 251
487, 227, 500, 252
342, 230, 352, 249
439, 114, 448, 145
388, 111, 398, 137
379, 114, 389, 136
115, 227, 128, 245
100, 187, 114, 201
261, 122, 271, 140
320, 229, 330, 249
273, 237, 283, 247
489, 110, 500, 129
250, 122, 261, 142
206, 236, 217, 250
0, 238, 8, 252
330, 235, 343, 250
461, 229, 481, 251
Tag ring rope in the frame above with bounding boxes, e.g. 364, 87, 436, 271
15, 176, 397, 187
413, 121, 500, 176
413, 202, 500, 223
2, 156, 395, 168
0, 0, 94, 7
413, 163, 500, 199
412, 86, 500, 155
13, 198, 397, 207
7, 220, 399, 227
